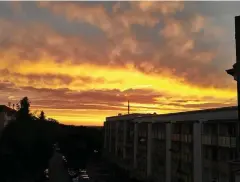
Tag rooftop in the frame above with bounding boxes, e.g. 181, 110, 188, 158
105, 106, 238, 123
106, 113, 157, 122
0, 105, 16, 113
150, 106, 237, 118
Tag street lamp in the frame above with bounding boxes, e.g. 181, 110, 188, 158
226, 15, 240, 182
226, 63, 237, 81
226, 62, 240, 159
226, 16, 240, 158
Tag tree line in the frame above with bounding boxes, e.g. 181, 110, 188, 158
0, 96, 103, 182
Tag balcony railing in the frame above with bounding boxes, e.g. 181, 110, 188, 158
218, 161, 230, 174
218, 136, 236, 148
231, 137, 236, 147
172, 134, 192, 143
202, 135, 236, 147
202, 135, 218, 145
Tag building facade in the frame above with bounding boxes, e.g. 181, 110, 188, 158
0, 105, 16, 132
103, 106, 238, 182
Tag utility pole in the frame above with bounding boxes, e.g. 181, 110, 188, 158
128, 100, 130, 114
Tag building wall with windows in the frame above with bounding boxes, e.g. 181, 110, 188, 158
103, 113, 155, 173
202, 120, 236, 182
151, 122, 166, 182
103, 106, 238, 182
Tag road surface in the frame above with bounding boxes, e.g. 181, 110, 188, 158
48, 150, 71, 182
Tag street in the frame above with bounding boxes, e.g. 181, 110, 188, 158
47, 151, 132, 182
48, 151, 72, 182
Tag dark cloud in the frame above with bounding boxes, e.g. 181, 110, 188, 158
31, 99, 125, 111
0, 69, 110, 87
11, 86, 235, 113
0, 81, 16, 91
19, 86, 164, 106
184, 2, 240, 17
0, 1, 237, 89
169, 101, 235, 109
0, 19, 110, 65
0, 1, 238, 125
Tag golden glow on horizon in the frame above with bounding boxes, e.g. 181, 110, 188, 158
0, 1, 238, 126
2, 57, 237, 126
5, 58, 236, 97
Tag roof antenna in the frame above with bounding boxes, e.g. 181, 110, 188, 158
128, 100, 130, 114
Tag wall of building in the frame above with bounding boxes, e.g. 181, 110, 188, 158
151, 122, 166, 182
103, 107, 238, 182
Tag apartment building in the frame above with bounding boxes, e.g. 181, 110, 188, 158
104, 106, 239, 182
103, 114, 155, 172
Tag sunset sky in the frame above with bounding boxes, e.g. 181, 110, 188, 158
0, 1, 239, 126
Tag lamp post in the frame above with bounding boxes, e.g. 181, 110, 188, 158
226, 16, 240, 158
226, 16, 240, 182
226, 62, 240, 158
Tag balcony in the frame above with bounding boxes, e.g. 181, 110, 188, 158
125, 142, 133, 148
172, 134, 192, 143
187, 134, 192, 143
181, 154, 192, 163
231, 137, 236, 147
202, 135, 218, 145
218, 137, 230, 147
218, 136, 236, 148
181, 134, 192, 143
172, 134, 180, 141
218, 161, 230, 174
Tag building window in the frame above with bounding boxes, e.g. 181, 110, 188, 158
212, 148, 218, 161
203, 147, 208, 159
228, 124, 236, 136
173, 124, 181, 134
230, 149, 235, 160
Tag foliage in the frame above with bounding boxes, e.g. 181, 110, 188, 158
48, 118, 59, 124
39, 111, 45, 120
0, 97, 56, 182
15, 96, 31, 121
0, 96, 104, 181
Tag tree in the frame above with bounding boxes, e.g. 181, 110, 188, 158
20, 97, 30, 114
39, 111, 46, 120
16, 97, 31, 120
48, 118, 58, 124
16, 103, 20, 111
0, 97, 56, 182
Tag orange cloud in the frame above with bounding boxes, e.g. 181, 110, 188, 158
38, 2, 234, 88
0, 2, 237, 125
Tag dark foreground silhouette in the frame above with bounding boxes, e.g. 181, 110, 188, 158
0, 97, 103, 182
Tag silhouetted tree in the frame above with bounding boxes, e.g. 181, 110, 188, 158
39, 111, 46, 120
20, 96, 30, 112
16, 96, 31, 120
48, 118, 59, 124
16, 103, 20, 110
0, 96, 104, 182
0, 97, 56, 182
